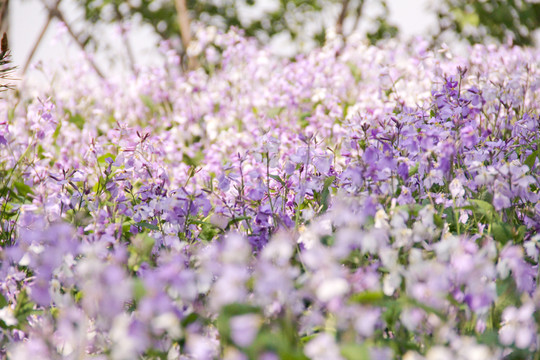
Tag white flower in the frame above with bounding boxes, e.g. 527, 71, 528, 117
0, 307, 17, 326
449, 178, 464, 198
304, 333, 344, 360
151, 312, 182, 339
316, 277, 349, 302
426, 346, 452, 360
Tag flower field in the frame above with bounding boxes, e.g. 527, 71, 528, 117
1, 30, 540, 359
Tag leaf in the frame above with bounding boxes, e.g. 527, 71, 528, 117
341, 343, 370, 360
221, 303, 260, 317
399, 297, 447, 321
14, 290, 36, 325
347, 62, 362, 82
469, 199, 495, 222
135, 221, 160, 231
350, 291, 385, 305
182, 312, 200, 327
476, 330, 501, 346
68, 113, 85, 130
408, 163, 419, 177
97, 152, 116, 165
524, 151, 538, 170
318, 175, 336, 214
132, 278, 146, 302
323, 175, 336, 189
227, 216, 251, 229
182, 151, 204, 167
0, 292, 8, 308
14, 181, 33, 199
269, 174, 285, 186
266, 107, 285, 118
217, 303, 261, 342
491, 221, 513, 244
140, 94, 156, 112
52, 121, 62, 142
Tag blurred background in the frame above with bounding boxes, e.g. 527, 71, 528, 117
5, 0, 540, 77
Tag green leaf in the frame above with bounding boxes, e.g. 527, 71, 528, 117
135, 221, 160, 231
469, 199, 495, 222
408, 163, 419, 177
524, 151, 538, 170
182, 151, 204, 167
266, 107, 285, 118
97, 153, 116, 165
347, 62, 362, 82
319, 176, 335, 214
269, 174, 285, 186
181, 312, 200, 327
52, 121, 62, 142
0, 292, 8, 308
491, 221, 513, 244
68, 113, 85, 130
350, 291, 385, 305
133, 278, 146, 302
14, 290, 36, 325
140, 94, 156, 112
323, 175, 336, 189
227, 216, 251, 229
14, 181, 33, 199
476, 330, 501, 346
341, 343, 370, 360
217, 303, 261, 342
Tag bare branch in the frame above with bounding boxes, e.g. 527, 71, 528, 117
0, 0, 9, 35
24, 0, 105, 79
349, 0, 365, 35
174, 0, 198, 70
335, 0, 350, 37
22, 0, 59, 75
50, 6, 105, 79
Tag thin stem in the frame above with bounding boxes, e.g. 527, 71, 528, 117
266, 153, 275, 218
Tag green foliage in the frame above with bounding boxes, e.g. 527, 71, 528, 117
437, 0, 540, 46
77, 0, 398, 54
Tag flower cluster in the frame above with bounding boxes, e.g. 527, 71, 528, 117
0, 29, 539, 359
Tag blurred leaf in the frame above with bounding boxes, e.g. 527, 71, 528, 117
341, 343, 370, 360
97, 152, 116, 165
269, 174, 286, 186
491, 221, 513, 244
350, 291, 385, 305
14, 290, 36, 326
135, 221, 160, 231
14, 182, 33, 202
217, 303, 261, 341
469, 199, 495, 222
0, 292, 8, 308
524, 151, 538, 170
68, 113, 85, 130
133, 278, 146, 302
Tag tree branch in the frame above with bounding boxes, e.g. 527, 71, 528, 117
350, 0, 365, 35
22, 0, 59, 75
335, 0, 350, 37
24, 0, 105, 79
50, 6, 105, 79
174, 0, 197, 70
